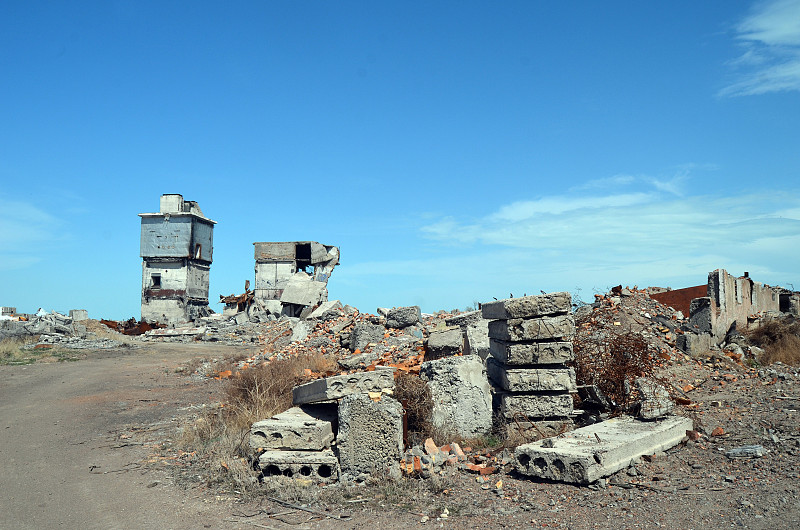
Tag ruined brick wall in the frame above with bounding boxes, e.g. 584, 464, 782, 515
650, 285, 707, 317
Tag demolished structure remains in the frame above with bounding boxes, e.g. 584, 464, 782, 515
251, 241, 340, 317
139, 194, 216, 325
649, 269, 800, 355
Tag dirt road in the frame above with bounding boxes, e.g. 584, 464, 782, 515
0, 344, 253, 530
3, 342, 799, 529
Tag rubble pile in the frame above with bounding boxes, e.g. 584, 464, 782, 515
0, 309, 125, 350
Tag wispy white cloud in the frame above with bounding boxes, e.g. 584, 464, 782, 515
721, 0, 800, 96
0, 200, 62, 270
394, 173, 800, 307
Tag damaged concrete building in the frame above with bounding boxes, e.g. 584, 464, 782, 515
651, 268, 800, 354
139, 194, 216, 325
252, 241, 339, 317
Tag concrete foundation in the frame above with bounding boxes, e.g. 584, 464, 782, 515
514, 415, 692, 484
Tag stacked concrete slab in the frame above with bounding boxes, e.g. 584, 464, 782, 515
250, 404, 339, 483
482, 293, 576, 440
253, 368, 400, 483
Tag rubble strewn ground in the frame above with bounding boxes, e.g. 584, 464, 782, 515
2, 288, 799, 528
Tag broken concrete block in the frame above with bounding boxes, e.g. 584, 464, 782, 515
234, 311, 250, 325
514, 415, 692, 484
464, 324, 490, 360
577, 385, 615, 412
481, 292, 571, 320
426, 327, 462, 360
444, 310, 483, 328
489, 339, 574, 365
635, 378, 673, 420
258, 449, 339, 482
280, 273, 328, 307
292, 367, 395, 405
336, 394, 403, 477
250, 405, 336, 451
69, 309, 88, 321
688, 297, 712, 333
385, 306, 421, 329
488, 314, 575, 342
420, 355, 492, 438
494, 392, 574, 418
307, 300, 342, 321
338, 351, 378, 370
349, 321, 385, 352
290, 320, 313, 343
677, 331, 713, 356
487, 357, 576, 392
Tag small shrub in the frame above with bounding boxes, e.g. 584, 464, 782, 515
573, 329, 657, 408
394, 372, 434, 446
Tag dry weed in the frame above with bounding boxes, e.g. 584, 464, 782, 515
573, 329, 657, 408
175, 351, 336, 494
747, 317, 800, 366
394, 372, 435, 445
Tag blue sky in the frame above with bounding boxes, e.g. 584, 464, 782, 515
2, 1, 799, 319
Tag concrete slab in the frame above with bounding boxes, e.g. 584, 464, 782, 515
494, 391, 574, 418
307, 300, 342, 320
257, 449, 339, 482
501, 418, 574, 441
250, 405, 336, 451
144, 326, 206, 337
292, 367, 395, 405
488, 315, 575, 342
489, 339, 573, 365
487, 357, 576, 392
481, 292, 571, 320
280, 274, 328, 307
463, 320, 490, 360
514, 415, 692, 484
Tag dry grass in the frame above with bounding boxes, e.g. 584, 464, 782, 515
0, 337, 30, 364
0, 336, 81, 365
747, 317, 800, 366
175, 351, 337, 494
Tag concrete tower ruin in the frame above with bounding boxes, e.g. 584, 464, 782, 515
139, 194, 216, 324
